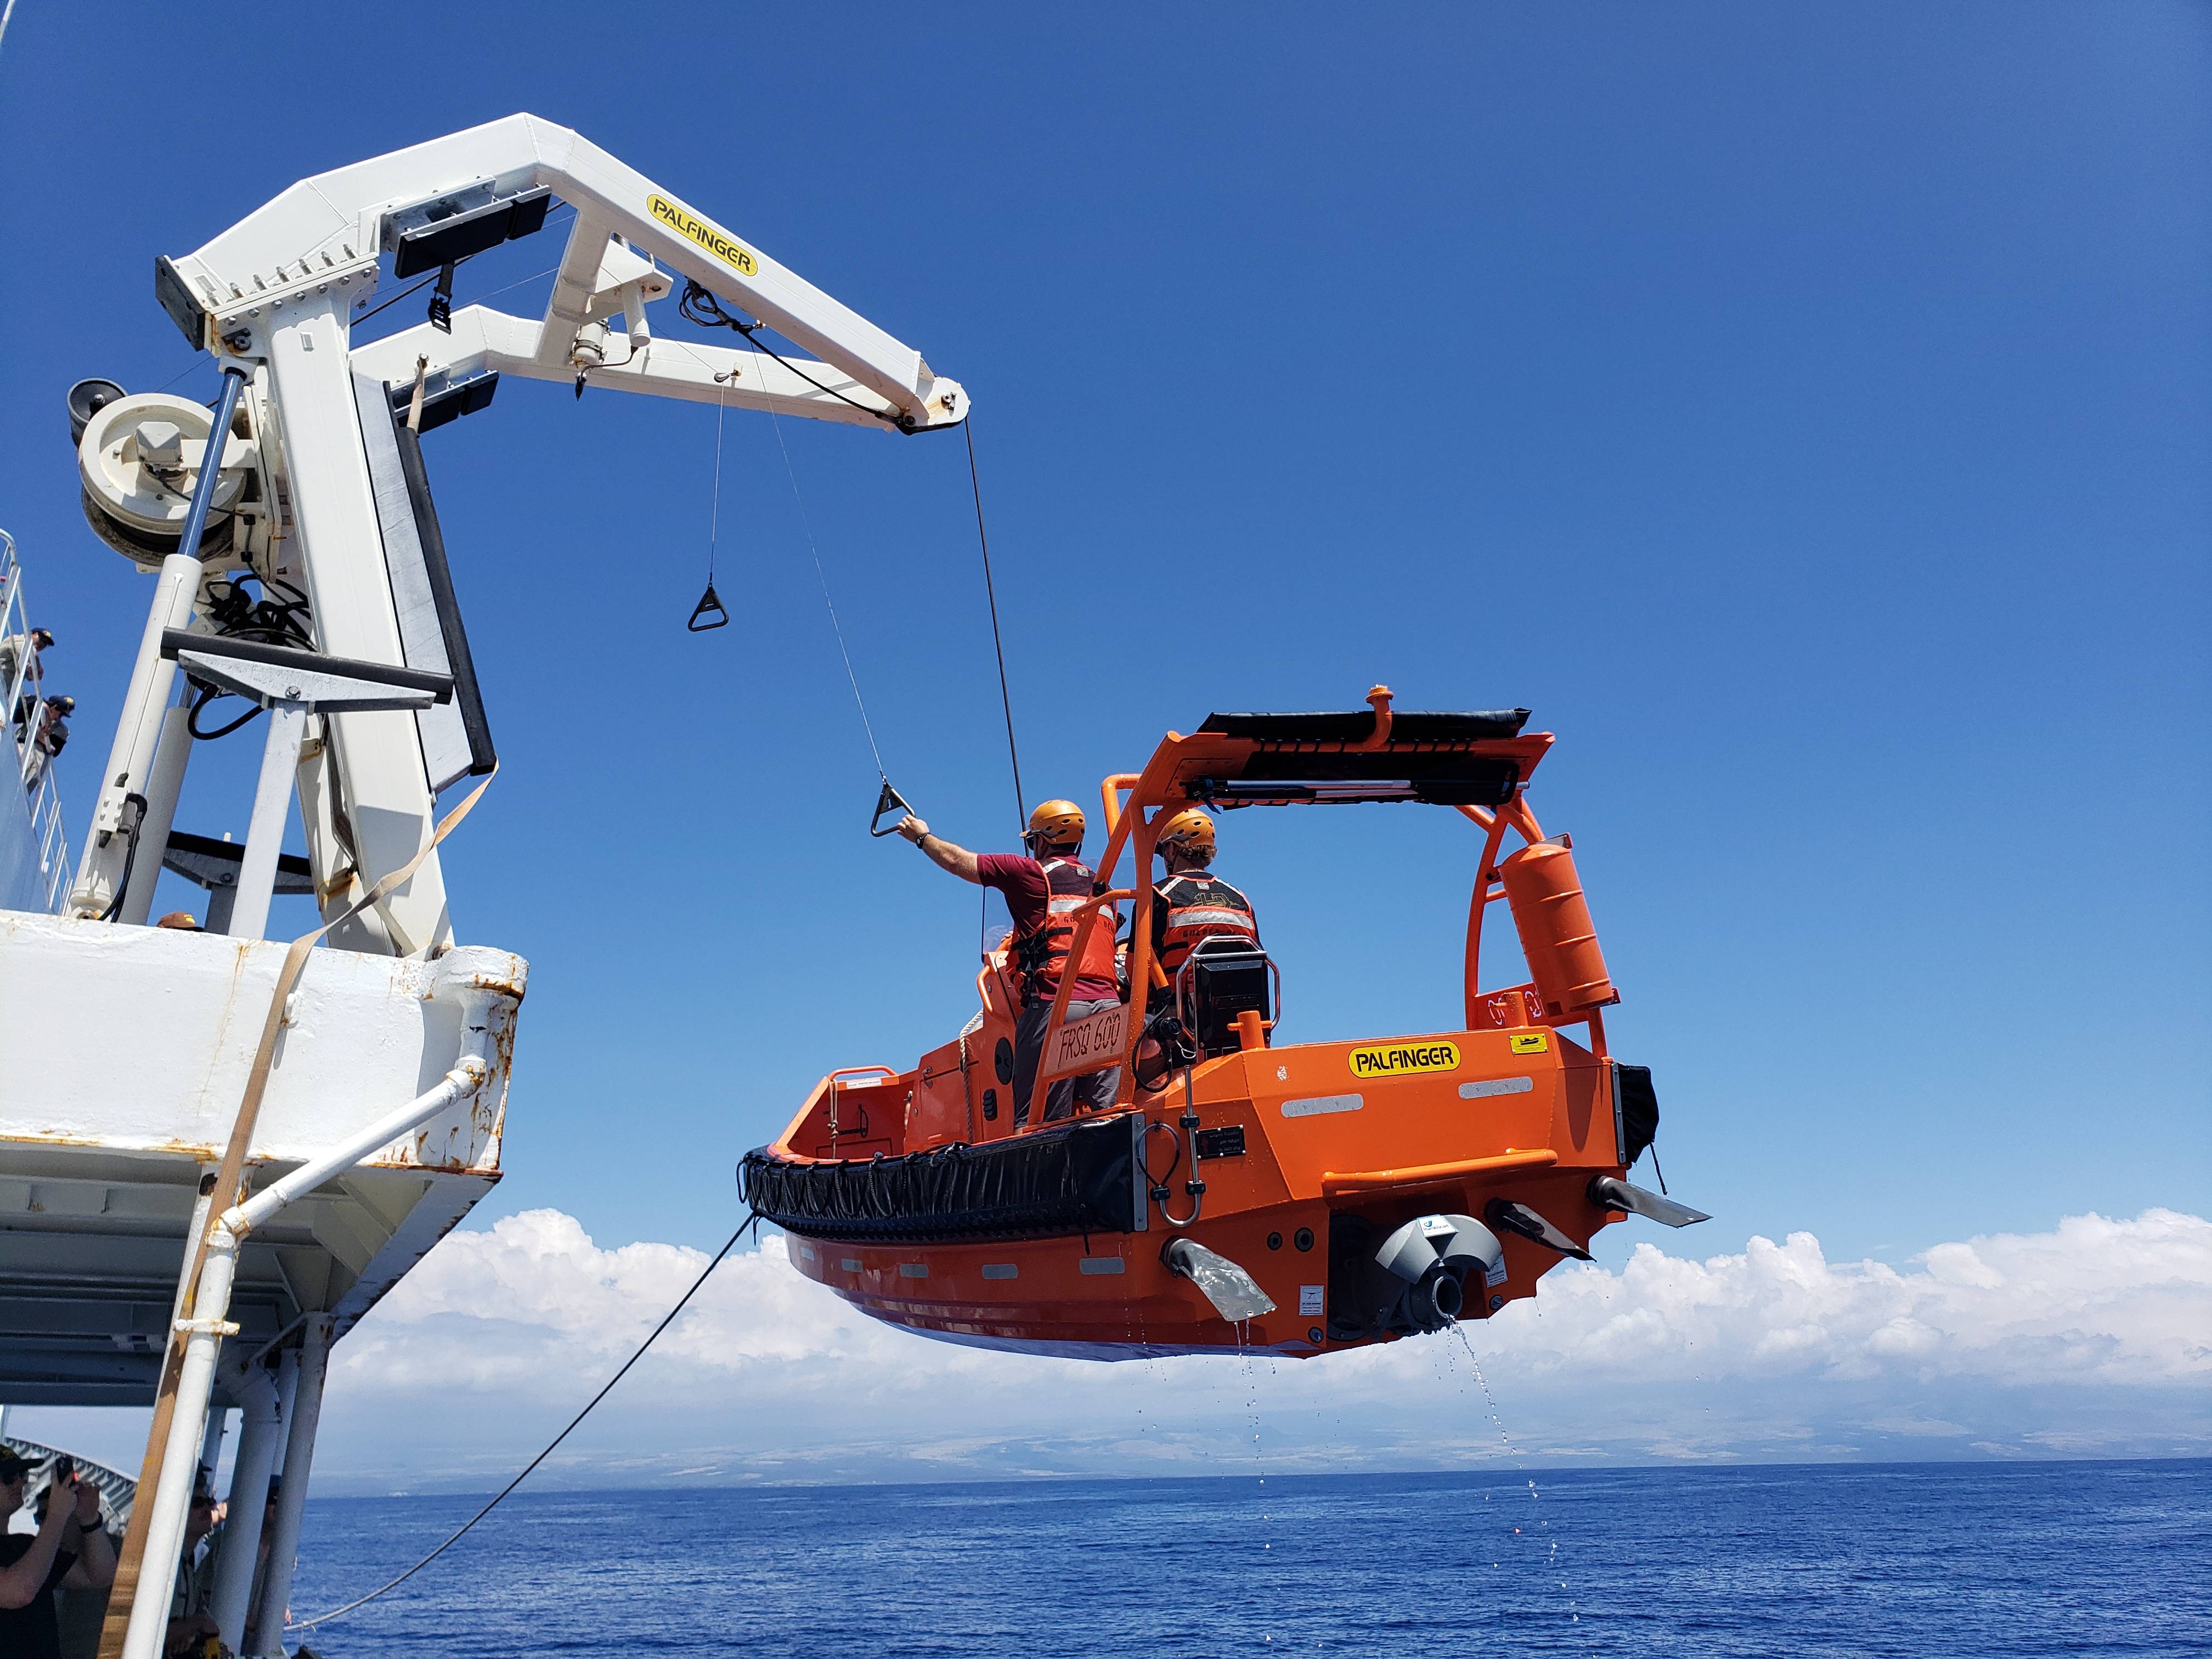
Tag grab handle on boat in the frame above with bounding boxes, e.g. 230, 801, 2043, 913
1320, 1148, 1556, 1198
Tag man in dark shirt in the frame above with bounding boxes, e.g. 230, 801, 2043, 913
1, 1452, 114, 1659
23, 697, 71, 793
896, 800, 1123, 1124
160, 1488, 223, 1658
1149, 808, 1261, 988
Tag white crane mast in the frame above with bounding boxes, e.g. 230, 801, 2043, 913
70, 112, 966, 953
19, 117, 968, 1659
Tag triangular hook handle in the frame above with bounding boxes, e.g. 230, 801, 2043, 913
687, 580, 730, 632
868, 777, 913, 837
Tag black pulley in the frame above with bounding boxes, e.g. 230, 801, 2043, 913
686, 580, 730, 632
868, 778, 912, 837
67, 379, 127, 444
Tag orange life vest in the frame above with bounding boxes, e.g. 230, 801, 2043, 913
1012, 856, 1120, 1001
1155, 872, 1260, 980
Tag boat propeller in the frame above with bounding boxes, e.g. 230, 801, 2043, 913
1373, 1213, 1504, 1333
1161, 1238, 1277, 1323
1484, 1198, 1594, 1262
1589, 1175, 1710, 1228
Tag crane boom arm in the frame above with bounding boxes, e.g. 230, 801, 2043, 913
348, 305, 906, 429
159, 112, 964, 430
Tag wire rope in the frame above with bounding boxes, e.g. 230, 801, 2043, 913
347, 267, 453, 329
706, 363, 735, 589
678, 281, 894, 426
286, 1214, 760, 1633
149, 230, 573, 396
766, 410, 888, 781
963, 420, 1025, 833
351, 205, 575, 334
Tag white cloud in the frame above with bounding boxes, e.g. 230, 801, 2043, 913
286, 1207, 2210, 1489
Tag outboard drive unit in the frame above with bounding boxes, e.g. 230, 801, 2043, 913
1325, 1212, 1505, 1340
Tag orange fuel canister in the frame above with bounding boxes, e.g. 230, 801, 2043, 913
1499, 837, 1618, 1017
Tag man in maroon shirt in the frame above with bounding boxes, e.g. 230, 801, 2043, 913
897, 800, 1123, 1125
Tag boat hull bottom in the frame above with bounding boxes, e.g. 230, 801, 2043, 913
896, 1319, 1318, 1363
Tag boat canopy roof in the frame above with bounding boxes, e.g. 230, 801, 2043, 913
1153, 698, 1551, 810
1197, 708, 1530, 742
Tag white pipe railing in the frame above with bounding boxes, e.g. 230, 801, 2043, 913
208, 1365, 284, 1651
248, 1317, 329, 1656
238, 1057, 488, 1232
1, 529, 74, 910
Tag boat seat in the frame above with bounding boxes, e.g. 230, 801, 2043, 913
1178, 936, 1274, 1054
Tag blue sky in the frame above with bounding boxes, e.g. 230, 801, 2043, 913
2, 0, 2204, 1290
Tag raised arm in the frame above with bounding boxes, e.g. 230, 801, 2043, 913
0, 1494, 75, 1608
61, 1477, 114, 1590
896, 816, 981, 884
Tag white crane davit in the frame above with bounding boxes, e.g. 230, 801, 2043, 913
69, 112, 967, 955
9, 116, 968, 1659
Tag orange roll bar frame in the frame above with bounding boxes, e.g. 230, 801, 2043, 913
989, 687, 1607, 1128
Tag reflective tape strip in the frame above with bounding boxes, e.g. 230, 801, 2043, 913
982, 1263, 1018, 1280
1459, 1076, 1536, 1099
898, 1263, 928, 1278
1169, 907, 1255, 930
1283, 1093, 1363, 1118
1079, 1257, 1126, 1275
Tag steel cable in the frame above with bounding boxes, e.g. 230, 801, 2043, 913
286, 1213, 759, 1633
964, 419, 1025, 832
766, 413, 889, 781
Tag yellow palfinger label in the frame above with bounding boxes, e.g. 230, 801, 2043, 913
648, 194, 758, 276
1509, 1032, 1550, 1054
1348, 1041, 1461, 1079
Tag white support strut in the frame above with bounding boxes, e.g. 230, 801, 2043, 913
349, 305, 915, 429
122, 952, 518, 1659
247, 1317, 327, 1657
261, 296, 452, 954
208, 1364, 283, 1651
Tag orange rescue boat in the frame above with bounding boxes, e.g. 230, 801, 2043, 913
740, 689, 1705, 1358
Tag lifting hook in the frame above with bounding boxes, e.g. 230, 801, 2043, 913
868, 778, 913, 837
428, 262, 456, 334
686, 580, 729, 633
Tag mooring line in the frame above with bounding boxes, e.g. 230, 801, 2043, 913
288, 1214, 760, 1632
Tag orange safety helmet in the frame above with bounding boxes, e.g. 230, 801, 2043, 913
1023, 798, 1086, 852
1156, 805, 1216, 862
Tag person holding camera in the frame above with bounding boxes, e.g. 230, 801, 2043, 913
0, 1450, 115, 1659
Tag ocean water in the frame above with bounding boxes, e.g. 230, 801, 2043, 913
287, 1461, 2208, 1657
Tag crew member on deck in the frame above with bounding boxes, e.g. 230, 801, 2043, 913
1149, 807, 1261, 1002
897, 801, 1122, 1125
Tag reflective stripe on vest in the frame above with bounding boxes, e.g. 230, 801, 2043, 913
1165, 906, 1253, 931
1157, 874, 1259, 978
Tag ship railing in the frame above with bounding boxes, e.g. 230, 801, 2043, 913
1, 529, 75, 910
